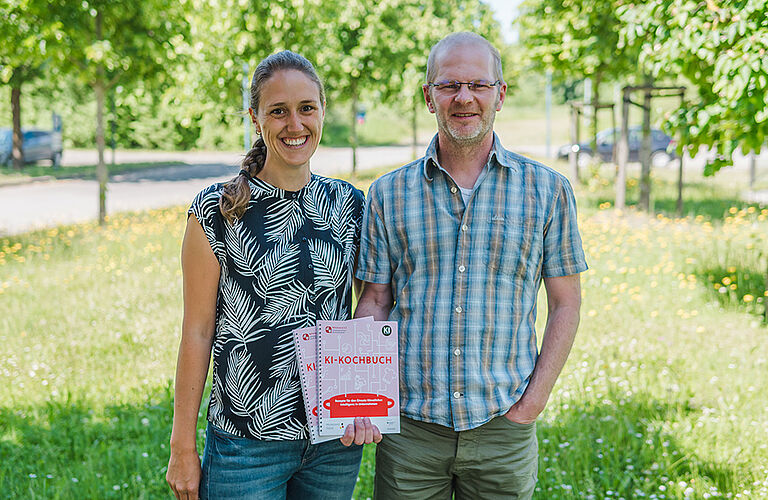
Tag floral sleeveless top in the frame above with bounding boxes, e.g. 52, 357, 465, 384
189, 173, 364, 440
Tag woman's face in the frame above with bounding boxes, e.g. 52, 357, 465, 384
251, 69, 325, 172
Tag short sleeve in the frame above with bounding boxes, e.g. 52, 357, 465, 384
188, 183, 225, 264
541, 177, 588, 278
356, 179, 392, 284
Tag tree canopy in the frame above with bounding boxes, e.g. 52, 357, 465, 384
518, 0, 768, 177
619, 0, 768, 175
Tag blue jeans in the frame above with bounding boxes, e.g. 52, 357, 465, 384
200, 422, 363, 499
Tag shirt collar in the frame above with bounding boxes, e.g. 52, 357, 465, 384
422, 132, 517, 181
246, 172, 316, 200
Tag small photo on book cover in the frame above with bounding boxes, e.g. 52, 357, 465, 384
317, 318, 400, 436
292, 325, 340, 444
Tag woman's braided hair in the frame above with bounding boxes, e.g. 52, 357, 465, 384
220, 50, 325, 222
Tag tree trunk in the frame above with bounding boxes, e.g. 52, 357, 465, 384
615, 88, 629, 211
110, 90, 117, 166
350, 87, 358, 176
95, 10, 108, 225
545, 70, 552, 158
568, 105, 580, 184
589, 73, 601, 166
676, 91, 686, 217
639, 86, 652, 212
749, 152, 757, 188
96, 81, 107, 224
676, 147, 684, 217
11, 82, 23, 170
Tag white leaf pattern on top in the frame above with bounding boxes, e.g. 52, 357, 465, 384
259, 281, 310, 327
224, 219, 259, 277
220, 278, 268, 344
253, 241, 300, 302
224, 346, 263, 419
303, 185, 332, 231
309, 239, 345, 292
318, 294, 339, 321
269, 326, 301, 381
264, 198, 303, 243
330, 184, 355, 247
187, 176, 363, 441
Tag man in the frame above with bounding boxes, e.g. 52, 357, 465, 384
354, 32, 587, 499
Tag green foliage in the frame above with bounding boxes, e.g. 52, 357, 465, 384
619, 0, 768, 175
0, 0, 56, 85
517, 0, 640, 86
49, 0, 189, 88
1, 0, 513, 153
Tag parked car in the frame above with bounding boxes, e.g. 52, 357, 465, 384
557, 126, 676, 168
0, 127, 63, 167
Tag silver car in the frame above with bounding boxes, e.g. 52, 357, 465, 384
0, 128, 63, 167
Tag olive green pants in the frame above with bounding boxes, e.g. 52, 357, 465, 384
374, 416, 538, 500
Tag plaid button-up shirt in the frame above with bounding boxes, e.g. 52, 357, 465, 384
356, 134, 588, 431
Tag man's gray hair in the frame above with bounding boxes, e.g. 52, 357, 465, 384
425, 32, 504, 84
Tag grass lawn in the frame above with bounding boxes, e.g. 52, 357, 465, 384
1, 161, 767, 498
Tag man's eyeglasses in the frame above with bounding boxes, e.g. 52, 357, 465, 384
425, 80, 501, 94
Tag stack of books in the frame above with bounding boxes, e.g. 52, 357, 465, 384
292, 317, 401, 444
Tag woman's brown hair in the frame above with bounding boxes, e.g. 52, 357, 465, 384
220, 51, 325, 222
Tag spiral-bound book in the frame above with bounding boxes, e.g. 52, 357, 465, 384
317, 317, 400, 436
292, 325, 341, 444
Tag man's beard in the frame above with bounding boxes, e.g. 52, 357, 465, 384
437, 97, 498, 146
443, 110, 495, 145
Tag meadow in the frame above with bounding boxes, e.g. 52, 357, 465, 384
1, 161, 767, 499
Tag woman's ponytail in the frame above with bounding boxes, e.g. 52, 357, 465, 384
220, 137, 267, 222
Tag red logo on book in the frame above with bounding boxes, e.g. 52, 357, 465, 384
325, 326, 333, 333
323, 393, 395, 418
302, 333, 310, 341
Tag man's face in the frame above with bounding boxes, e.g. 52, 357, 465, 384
423, 43, 506, 147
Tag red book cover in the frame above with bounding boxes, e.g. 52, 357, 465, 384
317, 318, 400, 436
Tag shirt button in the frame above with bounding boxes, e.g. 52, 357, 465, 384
451, 187, 458, 194
458, 265, 466, 273
461, 224, 468, 231
455, 306, 462, 313
454, 348, 461, 356
308, 264, 313, 269
453, 391, 461, 399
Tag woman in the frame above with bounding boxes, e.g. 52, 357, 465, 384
166, 51, 378, 500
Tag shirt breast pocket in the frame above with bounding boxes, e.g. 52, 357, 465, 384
486, 215, 538, 282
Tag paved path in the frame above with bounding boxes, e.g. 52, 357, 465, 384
2, 142, 765, 236
0, 145, 419, 236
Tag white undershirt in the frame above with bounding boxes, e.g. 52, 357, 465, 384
457, 161, 490, 206
459, 185, 474, 206
435, 151, 493, 207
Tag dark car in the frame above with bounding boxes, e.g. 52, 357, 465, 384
0, 128, 63, 167
557, 126, 676, 168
